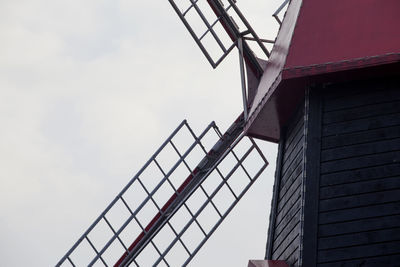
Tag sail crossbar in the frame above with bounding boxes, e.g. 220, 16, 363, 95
56, 116, 268, 267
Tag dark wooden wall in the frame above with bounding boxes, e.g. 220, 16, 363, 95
266, 103, 305, 267
317, 77, 400, 266
266, 76, 400, 266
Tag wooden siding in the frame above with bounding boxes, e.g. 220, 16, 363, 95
266, 76, 400, 267
317, 77, 400, 266
267, 104, 305, 267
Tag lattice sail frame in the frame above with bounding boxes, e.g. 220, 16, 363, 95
57, 119, 268, 267
168, 0, 271, 70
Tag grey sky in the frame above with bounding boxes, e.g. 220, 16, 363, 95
0, 0, 282, 266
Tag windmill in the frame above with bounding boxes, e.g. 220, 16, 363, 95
57, 0, 400, 266
56, 1, 285, 266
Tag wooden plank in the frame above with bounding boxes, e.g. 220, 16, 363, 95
282, 136, 304, 174
316, 78, 400, 266
322, 125, 400, 149
320, 163, 400, 186
272, 235, 300, 261
284, 106, 304, 151
277, 190, 302, 227
278, 172, 302, 210
302, 87, 322, 267
321, 80, 358, 100
274, 201, 301, 238
281, 148, 303, 180
322, 113, 400, 137
267, 104, 303, 261
266, 139, 286, 259
277, 182, 301, 214
279, 164, 302, 200
319, 214, 400, 237
320, 176, 400, 199
274, 210, 301, 241
321, 78, 397, 101
284, 119, 304, 153
275, 193, 301, 226
317, 240, 400, 263
285, 252, 299, 267
324, 88, 400, 112
319, 189, 400, 212
323, 101, 400, 124
317, 254, 400, 267
320, 150, 400, 174
321, 138, 400, 162
319, 201, 400, 224
318, 228, 400, 250
283, 132, 304, 163
272, 221, 301, 255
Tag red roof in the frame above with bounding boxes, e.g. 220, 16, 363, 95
245, 0, 400, 142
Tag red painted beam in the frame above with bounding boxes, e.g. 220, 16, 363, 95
114, 168, 199, 266
206, 0, 264, 79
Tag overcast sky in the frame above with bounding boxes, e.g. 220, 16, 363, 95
0, 0, 283, 266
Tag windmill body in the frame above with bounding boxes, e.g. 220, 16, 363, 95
245, 0, 400, 266
57, 0, 400, 266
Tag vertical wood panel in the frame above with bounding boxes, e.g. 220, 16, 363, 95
302, 87, 322, 267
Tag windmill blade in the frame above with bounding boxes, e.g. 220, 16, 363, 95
56, 115, 268, 267
167, 0, 270, 78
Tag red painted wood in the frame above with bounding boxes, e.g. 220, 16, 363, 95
245, 0, 400, 142
114, 168, 199, 266
245, 0, 304, 142
285, 0, 400, 69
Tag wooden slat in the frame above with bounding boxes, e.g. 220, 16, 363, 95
317, 240, 400, 263
323, 101, 400, 124
319, 214, 400, 237
267, 102, 304, 265
320, 176, 400, 199
317, 77, 400, 265
277, 185, 302, 215
322, 113, 400, 137
275, 195, 301, 227
279, 164, 302, 200
281, 148, 304, 180
319, 201, 400, 224
278, 172, 302, 210
284, 107, 304, 151
272, 221, 301, 255
320, 163, 400, 186
317, 254, 400, 267
285, 253, 299, 267
274, 207, 302, 242
321, 138, 400, 162
322, 125, 400, 149
284, 119, 304, 152
320, 150, 400, 174
272, 235, 300, 261
319, 228, 400, 250
324, 88, 400, 112
274, 210, 301, 241
283, 133, 304, 163
321, 78, 396, 101
319, 189, 400, 212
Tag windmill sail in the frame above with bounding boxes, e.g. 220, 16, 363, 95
168, 0, 270, 78
56, 115, 268, 266
55, 1, 282, 265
